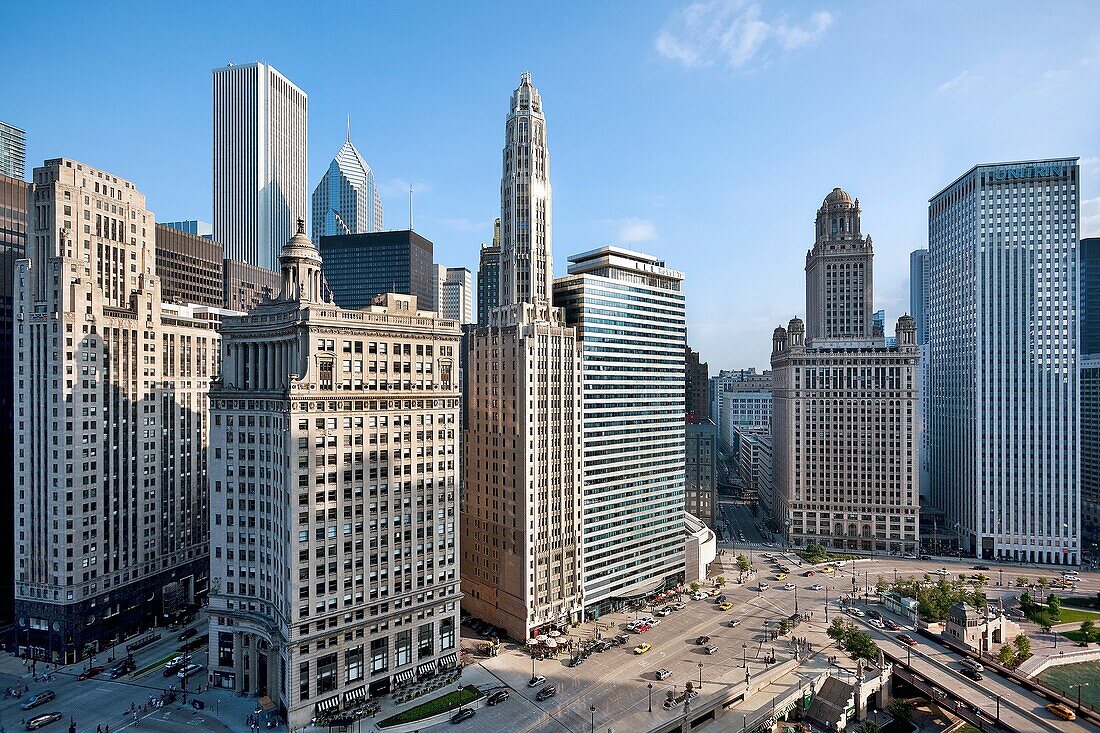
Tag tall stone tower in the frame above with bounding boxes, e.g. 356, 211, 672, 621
461, 74, 584, 640
499, 72, 553, 308
804, 187, 874, 342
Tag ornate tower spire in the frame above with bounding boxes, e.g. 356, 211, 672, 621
278, 218, 331, 304
804, 187, 875, 342
499, 72, 552, 307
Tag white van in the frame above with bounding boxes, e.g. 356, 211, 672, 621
960, 658, 984, 673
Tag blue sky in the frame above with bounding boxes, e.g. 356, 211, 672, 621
4, 1, 1100, 368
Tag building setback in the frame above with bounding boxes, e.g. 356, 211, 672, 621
0, 172, 29, 630
213, 62, 308, 271
461, 73, 584, 640
207, 223, 462, 728
772, 188, 920, 555
436, 266, 473, 324
319, 230, 436, 312
14, 159, 223, 662
929, 159, 1079, 564
555, 246, 687, 616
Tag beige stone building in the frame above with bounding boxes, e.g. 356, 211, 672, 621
14, 158, 224, 662
207, 224, 462, 728
771, 188, 920, 554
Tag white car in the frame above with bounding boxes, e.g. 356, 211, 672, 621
783, 583, 796, 591
656, 608, 672, 617
903, 552, 917, 559
728, 619, 741, 628
655, 668, 672, 680
808, 584, 825, 591
936, 568, 950, 575
691, 592, 708, 601
1062, 574, 1082, 582
528, 675, 546, 687
960, 658, 984, 673
758, 582, 770, 591
846, 608, 866, 617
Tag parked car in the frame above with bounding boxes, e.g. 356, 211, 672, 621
656, 607, 672, 617
634, 624, 651, 634
536, 685, 557, 701
846, 608, 866, 617
897, 634, 918, 646
972, 564, 991, 571
691, 592, 707, 601
802, 570, 816, 577
1047, 703, 1077, 721
20, 691, 56, 711
487, 690, 510, 706
655, 668, 672, 680
728, 619, 741, 628
704, 645, 719, 655
903, 552, 917, 559
918, 554, 933, 561
634, 642, 652, 655
527, 675, 546, 688
758, 583, 770, 591
615, 634, 630, 645
450, 708, 476, 724
695, 635, 711, 645
783, 583, 796, 591
672, 602, 686, 611
714, 595, 727, 604
24, 713, 63, 731
178, 662, 205, 680
77, 665, 105, 681
568, 656, 585, 668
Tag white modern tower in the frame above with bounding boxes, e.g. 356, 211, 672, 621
554, 247, 687, 616
461, 73, 584, 641
929, 159, 1080, 564
311, 127, 383, 241
213, 62, 308, 271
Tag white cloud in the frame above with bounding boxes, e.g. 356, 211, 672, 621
598, 217, 658, 243
1083, 197, 1100, 238
378, 178, 431, 197
655, 1, 834, 70
937, 69, 982, 94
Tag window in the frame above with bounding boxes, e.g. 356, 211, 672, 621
317, 653, 337, 693
370, 638, 387, 674
346, 646, 364, 682
395, 630, 412, 667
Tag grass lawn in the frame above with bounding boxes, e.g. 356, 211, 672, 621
1061, 630, 1098, 645
799, 550, 857, 564
1026, 606, 1100, 626
135, 652, 181, 677
378, 685, 483, 727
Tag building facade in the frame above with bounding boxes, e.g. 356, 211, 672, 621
929, 160, 1080, 564
162, 220, 213, 238
0, 121, 26, 179
737, 429, 774, 522
475, 236, 500, 326
685, 419, 718, 527
718, 390, 771, 454
311, 130, 383, 241
207, 225, 462, 728
772, 188, 920, 554
709, 368, 772, 433
461, 73, 584, 640
0, 172, 29, 630
213, 62, 308, 271
685, 346, 709, 420
319, 231, 436, 312
437, 266, 473, 324
223, 259, 281, 312
155, 223, 225, 307
1083, 238, 1100, 550
910, 249, 932, 505
555, 246, 686, 616
14, 159, 221, 661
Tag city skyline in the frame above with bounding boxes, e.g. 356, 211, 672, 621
5, 2, 1100, 367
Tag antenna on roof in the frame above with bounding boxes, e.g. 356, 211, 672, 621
409, 185, 414, 230
346, 114, 351, 143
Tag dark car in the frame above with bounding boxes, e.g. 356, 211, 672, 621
20, 690, 56, 710
450, 708, 476, 724
536, 684, 557, 701
109, 656, 136, 678
972, 564, 991, 571
714, 595, 727, 604
568, 656, 585, 668
883, 619, 901, 631
897, 634, 918, 646
178, 627, 198, 642
615, 634, 629, 645
77, 665, 105, 680
25, 712, 63, 731
962, 667, 983, 681
695, 635, 710, 645
867, 610, 882, 620
918, 554, 933, 561
487, 690, 510, 706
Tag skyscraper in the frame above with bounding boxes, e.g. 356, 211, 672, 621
162, 220, 213, 238
0, 171, 28, 629
155, 223, 225, 307
909, 249, 930, 345
207, 223, 462, 727
475, 224, 501, 326
319, 230, 436, 311
0, 121, 26, 179
929, 159, 1079, 564
555, 246, 686, 616
772, 188, 920, 554
685, 346, 710, 419
311, 128, 383, 241
14, 159, 223, 661
685, 419, 718, 527
213, 62, 308, 270
910, 248, 932, 503
461, 73, 584, 640
437, 266, 473, 323
804, 188, 874, 342
1082, 238, 1100, 548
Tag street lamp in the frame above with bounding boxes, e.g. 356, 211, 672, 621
590, 705, 596, 733
825, 586, 829, 622
530, 653, 537, 684
698, 662, 704, 689
742, 643, 747, 668
648, 683, 653, 713
1072, 683, 1089, 710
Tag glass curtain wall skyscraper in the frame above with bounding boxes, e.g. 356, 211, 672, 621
213, 62, 308, 271
0, 121, 27, 179
929, 159, 1080, 564
311, 128, 383, 241
555, 247, 686, 617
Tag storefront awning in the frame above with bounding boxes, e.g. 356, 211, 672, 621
344, 685, 367, 704
315, 695, 340, 714
394, 668, 415, 684
416, 663, 435, 677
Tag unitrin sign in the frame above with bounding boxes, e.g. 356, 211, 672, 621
993, 161, 1074, 181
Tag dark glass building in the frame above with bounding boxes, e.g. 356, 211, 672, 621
155, 223, 224, 307
0, 172, 27, 634
223, 259, 281, 312
476, 242, 500, 325
318, 229, 436, 311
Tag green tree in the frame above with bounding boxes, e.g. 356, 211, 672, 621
875, 577, 890, 594
1037, 577, 1049, 604
827, 618, 852, 643
689, 581, 701, 593
736, 555, 751, 579
997, 644, 1017, 667
888, 699, 914, 724
1048, 594, 1061, 621
804, 542, 827, 563
844, 631, 880, 662
1019, 591, 1032, 610
856, 722, 881, 733
1079, 620, 1094, 645
1014, 634, 1032, 660
1016, 576, 1029, 588
973, 573, 990, 590
716, 576, 726, 587
778, 618, 791, 636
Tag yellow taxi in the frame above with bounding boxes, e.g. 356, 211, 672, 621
634, 642, 652, 655
776, 573, 788, 581
719, 603, 733, 611
820, 566, 835, 574
1046, 703, 1076, 721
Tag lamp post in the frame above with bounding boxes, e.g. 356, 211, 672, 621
530, 653, 537, 684
1072, 683, 1090, 710
742, 643, 747, 668
590, 705, 596, 733
794, 586, 799, 615
648, 683, 653, 713
825, 586, 829, 622
999, 568, 1003, 587
698, 662, 704, 690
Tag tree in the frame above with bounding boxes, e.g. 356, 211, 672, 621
997, 644, 1017, 667
1080, 620, 1095, 645
684, 680, 694, 692
689, 581, 700, 593
778, 618, 791, 636
1037, 577, 1049, 604
844, 631, 880, 662
1016, 576, 1029, 588
716, 576, 726, 587
875, 577, 890, 594
856, 722, 881, 733
736, 555, 751, 579
827, 618, 852, 643
1019, 591, 1033, 610
804, 542, 828, 563
1048, 594, 1061, 621
1014, 634, 1032, 660
973, 573, 990, 590
888, 699, 914, 724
